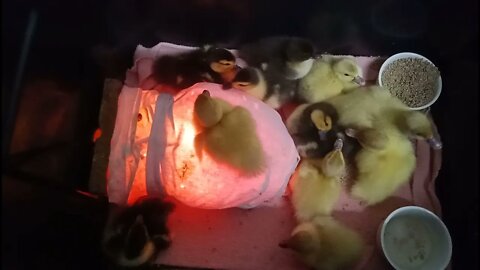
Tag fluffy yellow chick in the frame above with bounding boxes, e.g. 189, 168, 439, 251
322, 86, 398, 129
325, 86, 439, 146
193, 90, 266, 175
280, 215, 364, 270
290, 140, 345, 222
298, 55, 365, 103
350, 121, 416, 205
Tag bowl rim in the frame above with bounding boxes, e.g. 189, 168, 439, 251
379, 205, 453, 270
378, 52, 442, 111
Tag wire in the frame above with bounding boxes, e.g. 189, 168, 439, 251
2, 10, 38, 162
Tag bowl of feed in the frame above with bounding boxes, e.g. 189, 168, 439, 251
378, 52, 442, 111
378, 206, 452, 270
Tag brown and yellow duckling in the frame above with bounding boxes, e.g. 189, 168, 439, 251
228, 66, 298, 110
152, 46, 237, 90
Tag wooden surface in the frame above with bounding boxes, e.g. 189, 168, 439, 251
88, 79, 123, 194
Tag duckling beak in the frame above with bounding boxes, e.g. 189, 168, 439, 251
353, 75, 365, 85
427, 137, 443, 150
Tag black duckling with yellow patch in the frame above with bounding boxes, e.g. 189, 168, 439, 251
102, 197, 174, 268
229, 66, 297, 110
286, 102, 361, 159
229, 67, 268, 101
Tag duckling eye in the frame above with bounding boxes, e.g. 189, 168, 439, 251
344, 73, 349, 76
325, 116, 332, 127
137, 113, 143, 122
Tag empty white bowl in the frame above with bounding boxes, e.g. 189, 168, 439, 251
378, 206, 452, 270
378, 52, 442, 111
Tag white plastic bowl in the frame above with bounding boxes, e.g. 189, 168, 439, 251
378, 52, 442, 111
378, 206, 452, 270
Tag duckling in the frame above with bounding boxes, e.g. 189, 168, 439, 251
323, 86, 398, 129
193, 90, 266, 175
290, 139, 346, 221
350, 121, 416, 205
230, 66, 297, 109
279, 215, 364, 270
152, 46, 237, 90
325, 86, 441, 149
102, 197, 175, 267
238, 36, 315, 80
260, 62, 299, 109
298, 55, 365, 103
286, 101, 360, 159
203, 46, 239, 85
230, 67, 268, 101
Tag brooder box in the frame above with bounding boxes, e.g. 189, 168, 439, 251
90, 42, 445, 270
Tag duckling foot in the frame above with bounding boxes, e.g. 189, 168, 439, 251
427, 137, 443, 150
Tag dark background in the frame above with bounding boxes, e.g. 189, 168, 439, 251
2, 0, 478, 269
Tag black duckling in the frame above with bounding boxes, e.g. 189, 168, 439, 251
230, 67, 268, 101
238, 36, 315, 80
229, 66, 297, 110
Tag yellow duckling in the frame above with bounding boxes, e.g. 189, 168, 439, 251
193, 90, 266, 175
279, 215, 364, 270
289, 139, 346, 222
325, 86, 441, 149
298, 55, 365, 103
350, 120, 416, 205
